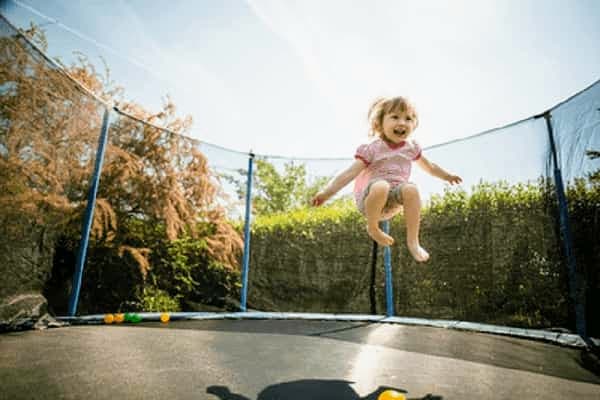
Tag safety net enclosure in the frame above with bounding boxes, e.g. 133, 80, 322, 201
245, 84, 599, 339
1, 13, 598, 342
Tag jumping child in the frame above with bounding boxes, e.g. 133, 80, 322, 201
312, 97, 462, 262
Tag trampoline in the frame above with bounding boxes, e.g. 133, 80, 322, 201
1, 9, 600, 400
2, 314, 599, 399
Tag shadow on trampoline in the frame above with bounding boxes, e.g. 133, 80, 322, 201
206, 380, 442, 400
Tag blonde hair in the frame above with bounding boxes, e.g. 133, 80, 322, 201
367, 96, 419, 138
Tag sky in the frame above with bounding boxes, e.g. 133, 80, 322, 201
1, 0, 600, 159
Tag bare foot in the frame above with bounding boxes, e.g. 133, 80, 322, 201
367, 225, 394, 246
407, 242, 430, 262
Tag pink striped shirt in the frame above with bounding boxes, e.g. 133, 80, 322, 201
353, 138, 422, 204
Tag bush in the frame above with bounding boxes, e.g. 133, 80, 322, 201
247, 179, 599, 333
138, 286, 181, 312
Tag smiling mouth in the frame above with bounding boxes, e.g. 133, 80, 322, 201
393, 128, 406, 136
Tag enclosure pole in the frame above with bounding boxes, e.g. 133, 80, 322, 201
240, 152, 255, 312
543, 112, 586, 339
382, 220, 394, 317
369, 240, 378, 314
68, 108, 111, 316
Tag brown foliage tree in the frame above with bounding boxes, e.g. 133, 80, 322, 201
0, 20, 241, 302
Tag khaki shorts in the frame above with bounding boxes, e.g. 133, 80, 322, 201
357, 180, 411, 220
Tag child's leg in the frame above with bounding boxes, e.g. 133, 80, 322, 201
401, 183, 430, 262
364, 181, 394, 246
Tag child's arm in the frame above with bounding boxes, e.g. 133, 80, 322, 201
416, 156, 462, 185
312, 160, 367, 206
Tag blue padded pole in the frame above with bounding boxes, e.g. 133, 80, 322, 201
543, 113, 586, 339
382, 220, 394, 317
240, 152, 255, 312
68, 108, 111, 316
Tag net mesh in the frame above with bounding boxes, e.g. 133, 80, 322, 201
246, 117, 567, 327
551, 82, 600, 336
244, 87, 599, 334
2, 14, 598, 336
0, 16, 106, 306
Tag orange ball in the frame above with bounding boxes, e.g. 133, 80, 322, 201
378, 390, 406, 400
114, 313, 125, 323
160, 313, 170, 323
103, 314, 114, 324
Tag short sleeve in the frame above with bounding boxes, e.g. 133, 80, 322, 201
410, 140, 422, 161
355, 143, 373, 166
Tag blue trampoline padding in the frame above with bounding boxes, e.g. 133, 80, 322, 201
56, 311, 589, 348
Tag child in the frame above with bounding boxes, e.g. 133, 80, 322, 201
312, 97, 462, 262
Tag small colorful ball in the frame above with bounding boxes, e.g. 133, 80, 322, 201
114, 313, 125, 323
378, 390, 406, 400
103, 314, 114, 324
160, 313, 170, 323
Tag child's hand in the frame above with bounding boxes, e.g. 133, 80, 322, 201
311, 192, 328, 207
446, 174, 462, 185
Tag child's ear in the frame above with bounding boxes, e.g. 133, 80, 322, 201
372, 120, 381, 132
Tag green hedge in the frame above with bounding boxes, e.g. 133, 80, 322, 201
247, 180, 599, 334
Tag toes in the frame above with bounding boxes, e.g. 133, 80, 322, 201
380, 233, 394, 246
376, 236, 394, 247
408, 245, 429, 262
367, 228, 394, 247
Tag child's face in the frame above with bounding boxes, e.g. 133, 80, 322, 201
380, 108, 417, 143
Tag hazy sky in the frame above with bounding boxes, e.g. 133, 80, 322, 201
2, 0, 600, 158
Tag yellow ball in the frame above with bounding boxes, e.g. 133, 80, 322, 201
378, 390, 406, 400
103, 314, 114, 324
114, 313, 125, 323
160, 313, 170, 323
